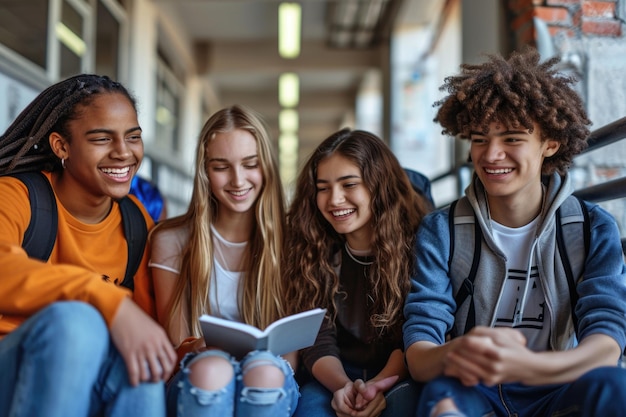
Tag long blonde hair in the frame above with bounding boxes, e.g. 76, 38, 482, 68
153, 105, 286, 337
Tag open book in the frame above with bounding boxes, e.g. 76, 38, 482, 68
200, 308, 326, 359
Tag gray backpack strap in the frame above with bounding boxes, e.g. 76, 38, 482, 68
449, 197, 481, 336
556, 195, 590, 333
449, 195, 589, 338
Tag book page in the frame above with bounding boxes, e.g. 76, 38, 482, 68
266, 308, 325, 355
200, 308, 326, 358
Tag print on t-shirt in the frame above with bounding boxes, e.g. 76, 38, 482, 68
491, 217, 551, 351
495, 266, 545, 329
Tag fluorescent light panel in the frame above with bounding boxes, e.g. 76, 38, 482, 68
279, 2, 301, 59
279, 132, 299, 155
279, 132, 299, 185
279, 73, 299, 108
279, 109, 299, 133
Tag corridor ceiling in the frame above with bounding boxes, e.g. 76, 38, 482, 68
154, 0, 442, 157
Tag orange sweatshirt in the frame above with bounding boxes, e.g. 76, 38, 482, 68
0, 171, 155, 338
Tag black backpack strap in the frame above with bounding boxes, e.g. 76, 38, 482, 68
578, 197, 591, 257
8, 172, 147, 289
447, 200, 458, 272
449, 198, 482, 335
118, 196, 148, 291
11, 172, 58, 261
555, 195, 590, 334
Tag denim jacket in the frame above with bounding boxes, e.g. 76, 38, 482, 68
403, 172, 626, 355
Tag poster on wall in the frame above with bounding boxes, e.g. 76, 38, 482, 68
0, 71, 39, 134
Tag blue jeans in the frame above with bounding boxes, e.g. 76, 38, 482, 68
167, 349, 299, 417
0, 301, 165, 417
418, 367, 626, 417
294, 361, 422, 417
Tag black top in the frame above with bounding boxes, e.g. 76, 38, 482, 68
301, 244, 404, 374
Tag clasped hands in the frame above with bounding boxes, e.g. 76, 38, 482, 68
331, 375, 398, 417
443, 326, 533, 387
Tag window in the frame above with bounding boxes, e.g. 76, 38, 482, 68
155, 53, 182, 152
95, 0, 124, 79
0, 0, 49, 68
59, 1, 82, 78
0, 0, 127, 82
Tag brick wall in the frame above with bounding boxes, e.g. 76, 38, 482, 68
505, 0, 626, 241
506, 0, 622, 46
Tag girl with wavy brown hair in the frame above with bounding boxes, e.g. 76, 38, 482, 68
285, 128, 432, 417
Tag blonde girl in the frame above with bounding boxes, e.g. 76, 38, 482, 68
148, 105, 297, 417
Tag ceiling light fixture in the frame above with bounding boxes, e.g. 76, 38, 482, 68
279, 108, 299, 133
279, 72, 300, 108
279, 132, 299, 186
279, 2, 301, 59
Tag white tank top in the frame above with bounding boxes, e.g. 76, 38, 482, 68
210, 225, 246, 322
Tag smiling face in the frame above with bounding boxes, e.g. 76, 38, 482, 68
315, 153, 373, 250
206, 128, 263, 221
470, 121, 560, 211
51, 92, 143, 202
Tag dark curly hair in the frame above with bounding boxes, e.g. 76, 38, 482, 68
434, 47, 591, 174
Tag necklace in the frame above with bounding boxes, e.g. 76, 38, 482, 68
344, 242, 374, 266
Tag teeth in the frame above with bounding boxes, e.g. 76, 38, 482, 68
333, 209, 355, 217
230, 189, 249, 196
101, 167, 130, 177
485, 168, 513, 174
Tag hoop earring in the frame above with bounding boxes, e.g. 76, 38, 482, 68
61, 158, 66, 169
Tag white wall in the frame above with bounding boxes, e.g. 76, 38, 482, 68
390, 0, 462, 206
126, 0, 223, 216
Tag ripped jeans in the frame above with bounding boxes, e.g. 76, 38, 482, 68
166, 350, 299, 417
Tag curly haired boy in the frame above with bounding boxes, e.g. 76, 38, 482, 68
403, 48, 626, 417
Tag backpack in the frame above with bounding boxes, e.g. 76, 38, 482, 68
448, 194, 590, 336
10, 171, 148, 291
403, 168, 435, 207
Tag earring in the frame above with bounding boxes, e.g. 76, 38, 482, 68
61, 158, 66, 169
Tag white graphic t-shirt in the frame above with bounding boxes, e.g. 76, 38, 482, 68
491, 217, 551, 351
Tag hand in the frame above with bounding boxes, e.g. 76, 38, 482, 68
354, 375, 399, 410
444, 326, 529, 386
331, 376, 397, 417
110, 297, 177, 386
